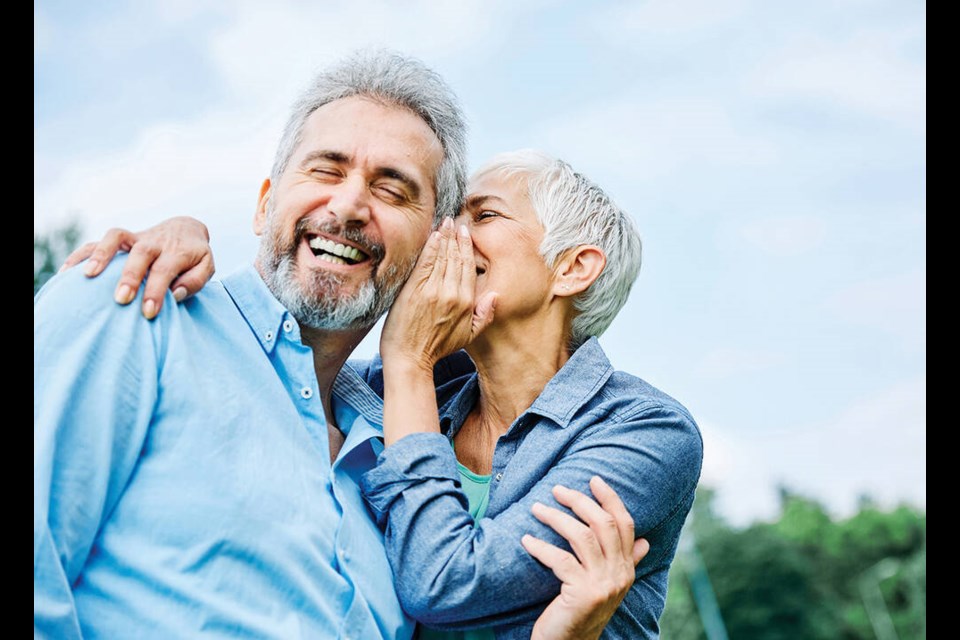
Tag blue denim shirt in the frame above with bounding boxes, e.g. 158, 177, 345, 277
357, 338, 704, 639
34, 262, 413, 640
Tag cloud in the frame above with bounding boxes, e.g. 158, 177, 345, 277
694, 346, 786, 378
826, 268, 926, 351
532, 95, 778, 184
749, 26, 925, 131
739, 214, 827, 257
204, 0, 536, 99
703, 375, 926, 526
592, 0, 749, 38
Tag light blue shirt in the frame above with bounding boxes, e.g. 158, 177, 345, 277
34, 262, 413, 640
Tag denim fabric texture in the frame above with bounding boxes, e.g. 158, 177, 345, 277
34, 262, 413, 640
358, 338, 704, 639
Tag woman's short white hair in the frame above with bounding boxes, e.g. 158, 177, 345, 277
473, 149, 642, 350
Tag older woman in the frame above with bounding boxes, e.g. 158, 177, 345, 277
67, 150, 702, 638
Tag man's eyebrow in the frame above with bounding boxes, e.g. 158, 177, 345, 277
300, 150, 350, 166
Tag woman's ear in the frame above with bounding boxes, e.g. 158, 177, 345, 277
253, 178, 273, 236
552, 245, 606, 298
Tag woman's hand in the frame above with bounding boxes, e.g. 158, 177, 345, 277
60, 216, 215, 319
380, 217, 497, 373
522, 476, 650, 640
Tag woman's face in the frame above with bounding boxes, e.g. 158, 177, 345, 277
456, 171, 557, 323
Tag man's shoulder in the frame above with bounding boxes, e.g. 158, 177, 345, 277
35, 258, 125, 308
35, 257, 230, 330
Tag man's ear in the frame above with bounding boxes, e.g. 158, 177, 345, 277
253, 178, 272, 236
552, 245, 606, 298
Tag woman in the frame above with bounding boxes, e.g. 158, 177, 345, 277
67, 150, 703, 638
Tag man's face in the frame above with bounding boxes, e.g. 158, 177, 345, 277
254, 96, 443, 330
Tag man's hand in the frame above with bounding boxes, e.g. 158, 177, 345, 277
60, 216, 215, 319
522, 476, 649, 640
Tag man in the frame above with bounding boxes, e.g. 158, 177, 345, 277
35, 50, 465, 639
36, 51, 642, 639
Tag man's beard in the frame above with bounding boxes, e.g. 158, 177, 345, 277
256, 207, 417, 331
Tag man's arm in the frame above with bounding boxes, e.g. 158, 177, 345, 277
34, 264, 162, 637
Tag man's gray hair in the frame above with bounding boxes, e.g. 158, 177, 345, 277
271, 50, 468, 224
474, 149, 643, 350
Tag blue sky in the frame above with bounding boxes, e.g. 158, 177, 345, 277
34, 0, 925, 526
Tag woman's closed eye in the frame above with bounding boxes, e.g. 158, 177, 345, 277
475, 209, 502, 222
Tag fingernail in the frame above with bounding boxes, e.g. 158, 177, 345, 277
114, 284, 135, 305
459, 224, 469, 237
143, 299, 157, 319
173, 287, 188, 302
84, 260, 99, 276
443, 217, 454, 230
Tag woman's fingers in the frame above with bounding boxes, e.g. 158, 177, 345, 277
169, 252, 216, 303
588, 476, 637, 560
521, 534, 583, 583
61, 228, 137, 276
113, 241, 161, 307
531, 500, 604, 566
59, 242, 97, 273
552, 484, 626, 563
632, 537, 650, 566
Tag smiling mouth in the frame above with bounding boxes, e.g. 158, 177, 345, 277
307, 235, 369, 266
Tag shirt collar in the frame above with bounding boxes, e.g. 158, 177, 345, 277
438, 336, 615, 433
527, 337, 614, 427
221, 264, 289, 355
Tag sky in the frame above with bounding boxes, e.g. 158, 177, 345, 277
34, 0, 925, 527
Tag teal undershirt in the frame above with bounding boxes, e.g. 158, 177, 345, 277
417, 454, 495, 640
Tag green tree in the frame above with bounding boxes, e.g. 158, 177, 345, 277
660, 486, 925, 639
34, 220, 82, 294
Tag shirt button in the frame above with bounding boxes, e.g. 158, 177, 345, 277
495, 472, 503, 482
264, 330, 274, 342
300, 387, 313, 399
283, 320, 294, 333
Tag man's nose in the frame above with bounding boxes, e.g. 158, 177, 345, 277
327, 176, 371, 226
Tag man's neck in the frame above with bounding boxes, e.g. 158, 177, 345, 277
300, 324, 373, 463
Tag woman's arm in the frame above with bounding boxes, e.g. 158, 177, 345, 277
524, 477, 651, 640
59, 216, 215, 319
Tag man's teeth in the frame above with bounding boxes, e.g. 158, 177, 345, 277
308, 237, 365, 263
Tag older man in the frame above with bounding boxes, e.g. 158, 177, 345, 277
34, 51, 466, 639
36, 51, 642, 640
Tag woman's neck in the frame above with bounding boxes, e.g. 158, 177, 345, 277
454, 316, 571, 474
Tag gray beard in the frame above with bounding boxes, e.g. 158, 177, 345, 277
256, 211, 414, 331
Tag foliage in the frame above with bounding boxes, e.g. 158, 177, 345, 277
659, 487, 925, 639
34, 220, 82, 294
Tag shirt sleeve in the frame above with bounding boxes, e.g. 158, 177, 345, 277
359, 403, 703, 631
34, 264, 164, 638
